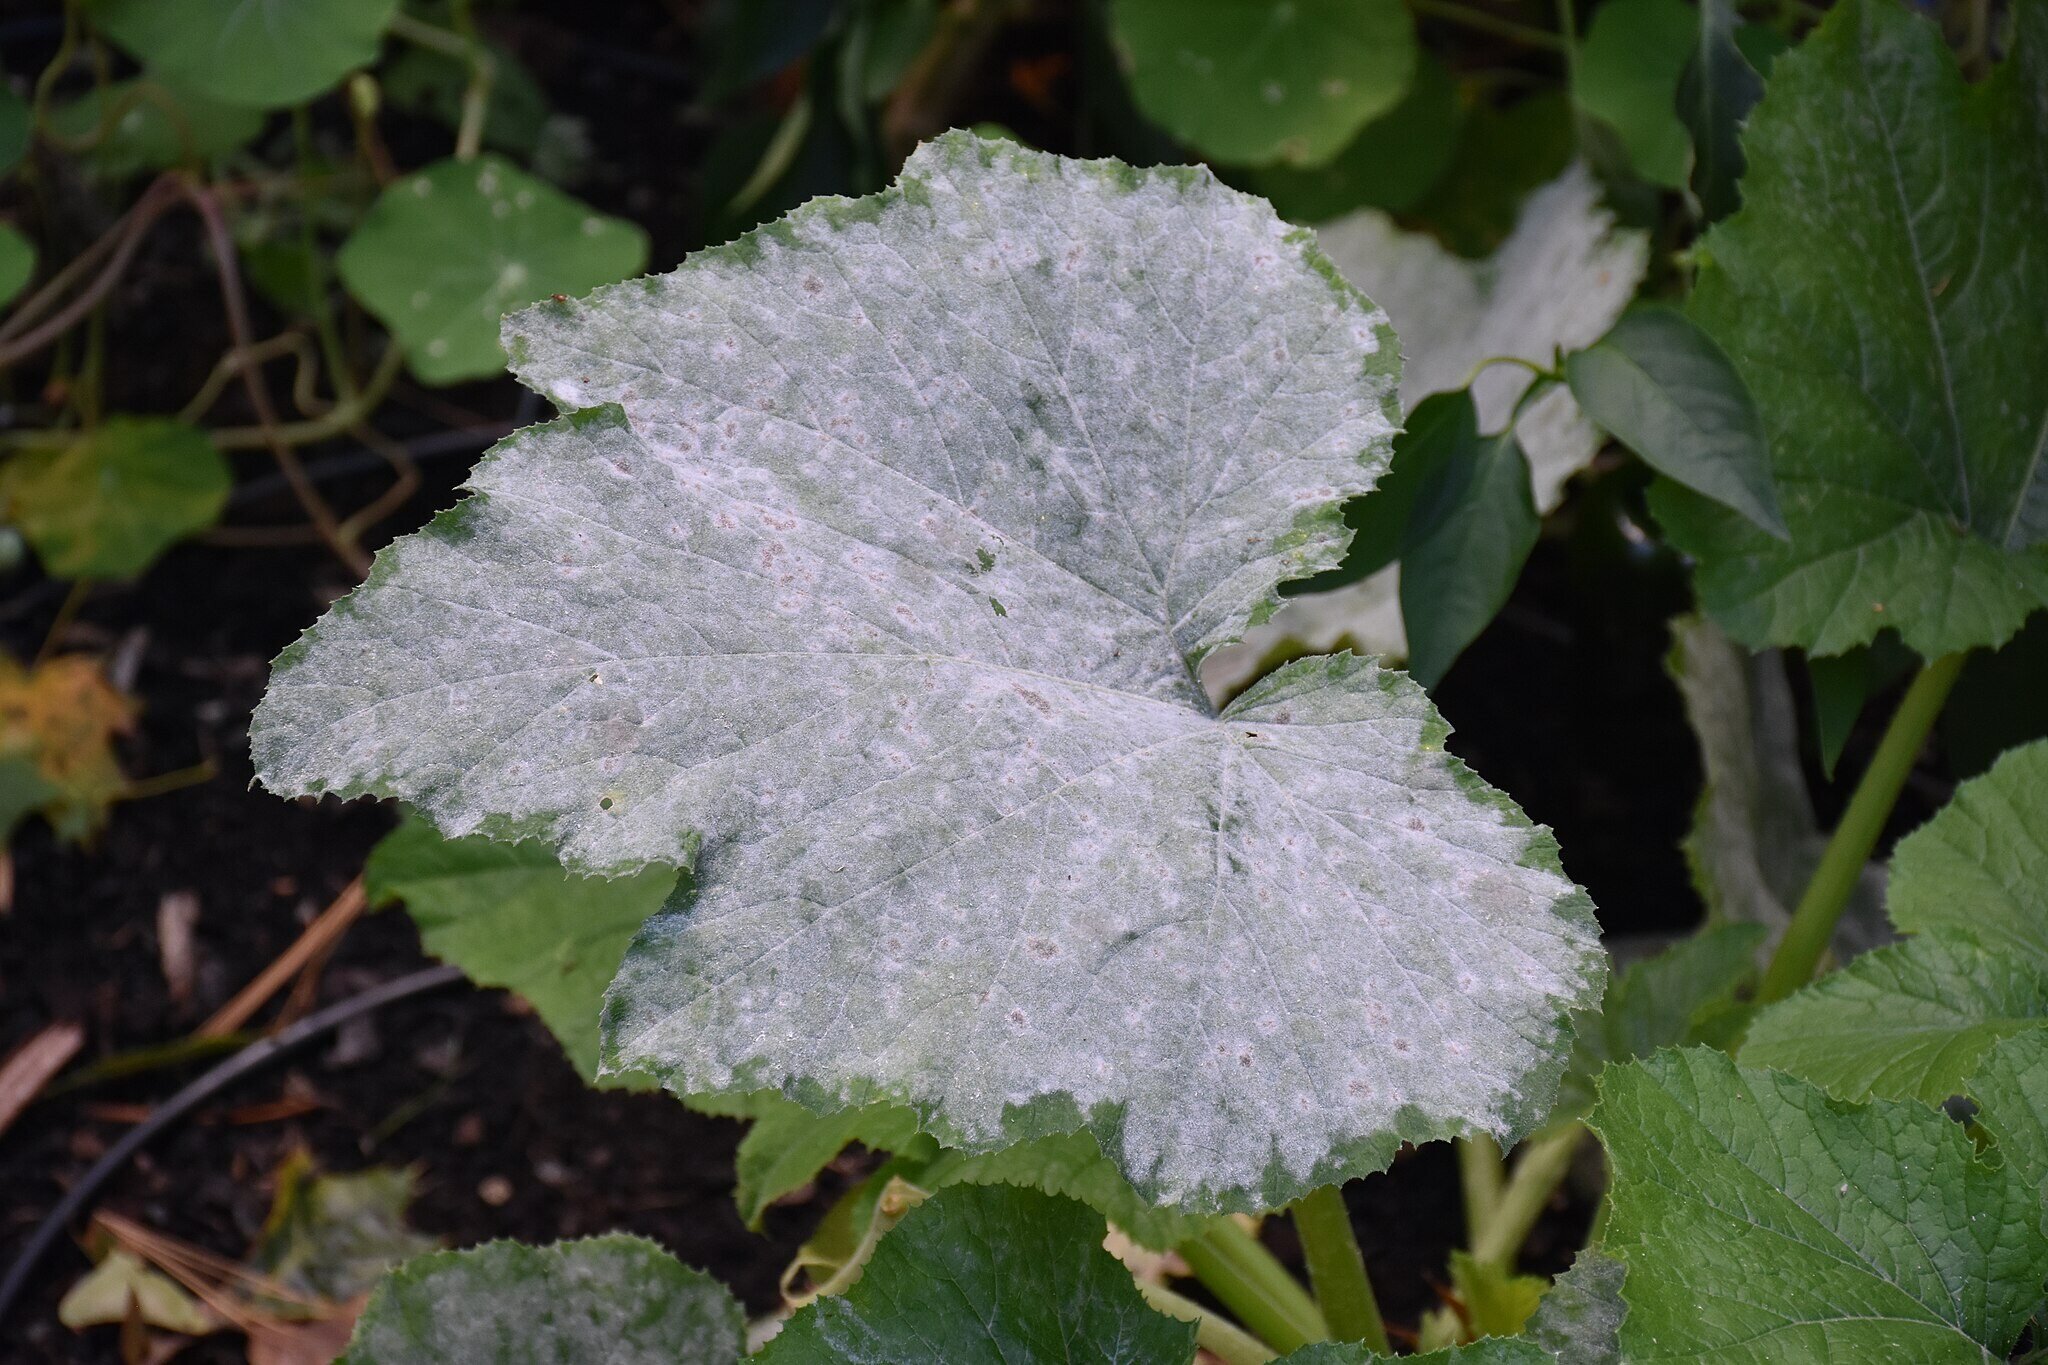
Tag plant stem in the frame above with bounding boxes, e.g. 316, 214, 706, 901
1471, 1123, 1584, 1268
1136, 1282, 1276, 1365
1177, 1219, 1329, 1354
1290, 1185, 1389, 1351
1755, 649, 1967, 1004
1407, 0, 1568, 50
1457, 1134, 1505, 1249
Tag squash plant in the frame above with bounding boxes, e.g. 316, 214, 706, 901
249, 1, 2048, 1360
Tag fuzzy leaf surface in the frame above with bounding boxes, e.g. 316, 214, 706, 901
757, 1185, 1195, 1364
1651, 0, 2048, 658
255, 133, 1602, 1213
1591, 1047, 2048, 1361
339, 1236, 742, 1364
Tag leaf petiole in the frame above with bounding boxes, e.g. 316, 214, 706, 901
1291, 1184, 1390, 1351
1176, 1218, 1329, 1353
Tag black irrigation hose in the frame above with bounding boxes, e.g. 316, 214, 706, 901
0, 963, 466, 1329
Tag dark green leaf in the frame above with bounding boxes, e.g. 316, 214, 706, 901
382, 43, 553, 159
1576, 0, 1696, 187
1566, 306, 1785, 538
1108, 0, 1417, 167
0, 224, 32, 307
363, 815, 679, 1082
1653, 0, 2048, 658
0, 418, 230, 580
341, 1236, 743, 1364
1395, 391, 1540, 687
1886, 738, 2048, 963
1592, 1047, 2048, 1361
49, 81, 265, 177
88, 0, 398, 109
758, 1185, 1195, 1364
1403, 92, 1576, 259
1969, 1030, 2048, 1193
1676, 0, 1764, 222
0, 85, 30, 175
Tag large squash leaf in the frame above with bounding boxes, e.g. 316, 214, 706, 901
339, 1236, 742, 1364
1651, 0, 2048, 659
254, 132, 1602, 1214
758, 1185, 1194, 1364
1591, 1047, 2048, 1362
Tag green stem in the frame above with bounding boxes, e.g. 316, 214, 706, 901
1137, 1282, 1276, 1365
1553, 0, 1579, 83
212, 343, 404, 450
1407, 0, 1568, 50
1177, 1219, 1329, 1354
1756, 650, 1967, 1004
1471, 1123, 1584, 1269
1457, 1134, 1505, 1249
1290, 1185, 1389, 1351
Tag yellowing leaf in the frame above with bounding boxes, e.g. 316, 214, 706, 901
0, 654, 135, 842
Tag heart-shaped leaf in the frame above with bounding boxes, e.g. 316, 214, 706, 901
0, 418, 229, 581
255, 132, 1602, 1214
1651, 0, 2048, 659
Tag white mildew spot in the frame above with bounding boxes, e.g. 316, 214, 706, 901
253, 132, 1600, 1213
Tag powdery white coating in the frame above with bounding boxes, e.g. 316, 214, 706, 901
1201, 165, 1646, 697
253, 133, 1601, 1212
1314, 162, 1648, 513
339, 1236, 742, 1364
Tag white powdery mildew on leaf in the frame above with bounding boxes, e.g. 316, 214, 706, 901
254, 132, 1602, 1212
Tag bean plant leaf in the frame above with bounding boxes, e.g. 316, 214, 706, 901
337, 155, 649, 385
1590, 1047, 2048, 1362
50, 81, 265, 177
1563, 305, 1785, 538
255, 132, 1603, 1214
363, 815, 680, 1081
1744, 738, 2048, 1104
0, 418, 230, 580
1886, 737, 2048, 962
1575, 0, 1696, 187
87, 0, 399, 110
1650, 0, 2048, 659
1108, 0, 1417, 167
339, 1236, 743, 1365
1676, 0, 1765, 223
1525, 1251, 1626, 1365
758, 1185, 1195, 1365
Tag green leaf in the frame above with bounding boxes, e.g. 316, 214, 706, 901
251, 1154, 438, 1303
1887, 738, 2048, 962
1564, 305, 1785, 538
1969, 1030, 2048, 1193
1803, 633, 1915, 779
49, 80, 265, 177
1396, 393, 1540, 688
757, 1185, 1195, 1364
1240, 52, 1462, 221
728, 1095, 925, 1228
1575, 0, 1696, 187
1418, 1250, 1546, 1349
1402, 92, 1576, 259
0, 417, 230, 580
1552, 921, 1766, 1120
336, 155, 648, 385
362, 815, 679, 1081
1743, 933, 2048, 1105
1108, 0, 1417, 167
1675, 0, 1764, 222
339, 1236, 743, 1365
88, 0, 399, 110
0, 85, 30, 176
1651, 0, 2048, 659
0, 224, 33, 307
915, 1130, 1205, 1251
382, 43, 553, 160
255, 132, 1603, 1214
1590, 1047, 2048, 1361
1525, 1251, 1625, 1365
